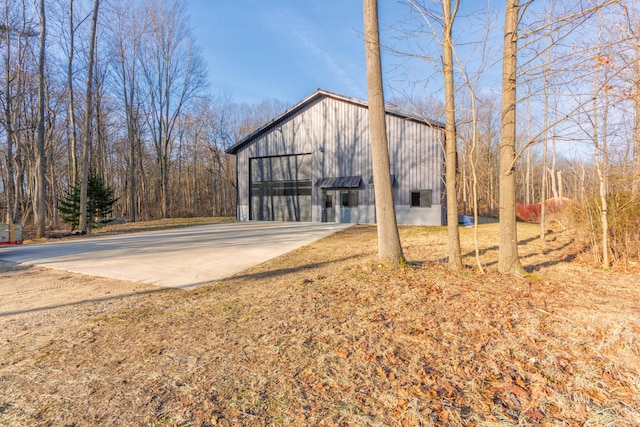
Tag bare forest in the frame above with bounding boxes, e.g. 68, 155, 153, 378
1, 0, 288, 229
1, 0, 639, 266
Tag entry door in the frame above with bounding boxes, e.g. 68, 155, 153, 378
324, 192, 335, 222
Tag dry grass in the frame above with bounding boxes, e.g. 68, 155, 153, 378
1, 222, 639, 426
23, 216, 236, 243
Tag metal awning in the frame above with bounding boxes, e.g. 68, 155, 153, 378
315, 176, 362, 189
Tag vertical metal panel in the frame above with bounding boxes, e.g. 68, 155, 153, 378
234, 93, 445, 225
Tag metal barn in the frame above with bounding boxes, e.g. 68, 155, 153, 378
226, 89, 446, 225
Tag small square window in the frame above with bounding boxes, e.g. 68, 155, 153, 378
410, 190, 432, 208
341, 191, 358, 207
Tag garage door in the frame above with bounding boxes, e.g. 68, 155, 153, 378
250, 154, 312, 221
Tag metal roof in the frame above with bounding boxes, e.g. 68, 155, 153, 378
225, 89, 445, 155
315, 176, 362, 189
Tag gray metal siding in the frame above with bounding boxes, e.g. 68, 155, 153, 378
234, 93, 445, 225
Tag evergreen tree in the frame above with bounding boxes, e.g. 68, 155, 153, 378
58, 172, 118, 232
58, 183, 81, 230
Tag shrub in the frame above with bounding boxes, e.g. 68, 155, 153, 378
572, 192, 640, 268
516, 203, 541, 223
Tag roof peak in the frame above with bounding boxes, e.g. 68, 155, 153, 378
226, 89, 444, 155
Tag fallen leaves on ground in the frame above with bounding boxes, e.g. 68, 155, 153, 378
1, 223, 639, 426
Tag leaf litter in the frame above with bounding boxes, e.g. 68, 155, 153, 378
0, 222, 638, 426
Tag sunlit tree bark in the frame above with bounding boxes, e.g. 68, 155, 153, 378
34, 0, 46, 238
67, 0, 78, 186
498, 0, 526, 275
442, 0, 463, 271
79, 0, 100, 234
364, 0, 405, 267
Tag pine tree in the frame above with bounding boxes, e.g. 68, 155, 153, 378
58, 172, 118, 232
58, 183, 81, 230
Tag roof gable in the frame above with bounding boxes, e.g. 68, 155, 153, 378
225, 89, 444, 155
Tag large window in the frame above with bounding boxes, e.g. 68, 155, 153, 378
341, 191, 358, 207
251, 180, 312, 197
410, 189, 432, 208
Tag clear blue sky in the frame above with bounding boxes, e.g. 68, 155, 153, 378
185, 0, 412, 105
185, 1, 505, 107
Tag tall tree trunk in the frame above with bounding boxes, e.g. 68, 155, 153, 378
633, 43, 640, 198
128, 115, 137, 222
13, 19, 26, 224
68, 0, 78, 185
162, 145, 170, 218
593, 93, 609, 268
540, 62, 549, 241
442, 0, 463, 271
598, 69, 611, 269
498, 0, 526, 275
3, 5, 15, 224
34, 0, 47, 238
364, 0, 404, 267
79, 0, 100, 233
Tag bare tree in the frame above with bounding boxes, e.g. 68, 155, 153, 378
364, 0, 405, 267
1, 2, 18, 224
633, 42, 640, 198
34, 0, 46, 238
139, 0, 206, 218
78, 0, 100, 234
67, 0, 78, 185
452, 10, 497, 274
498, 0, 527, 275
441, 0, 463, 271
110, 0, 144, 222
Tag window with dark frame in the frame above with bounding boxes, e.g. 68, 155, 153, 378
341, 191, 358, 207
410, 189, 432, 208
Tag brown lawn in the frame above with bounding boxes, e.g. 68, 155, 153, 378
1, 222, 638, 426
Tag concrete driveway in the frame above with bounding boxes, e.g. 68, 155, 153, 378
0, 222, 351, 289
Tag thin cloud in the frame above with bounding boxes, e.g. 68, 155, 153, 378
268, 6, 366, 98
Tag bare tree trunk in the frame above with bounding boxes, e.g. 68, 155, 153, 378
557, 170, 563, 199
3, 3, 15, 224
128, 124, 137, 222
67, 0, 78, 185
442, 0, 463, 271
34, 0, 47, 238
14, 15, 26, 223
79, 0, 100, 233
525, 148, 531, 205
468, 90, 484, 273
599, 81, 610, 269
633, 43, 640, 198
525, 94, 531, 206
364, 0, 404, 267
550, 137, 558, 202
498, 0, 526, 275
540, 65, 549, 241
113, 0, 140, 222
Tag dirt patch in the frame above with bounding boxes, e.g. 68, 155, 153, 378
1, 223, 639, 426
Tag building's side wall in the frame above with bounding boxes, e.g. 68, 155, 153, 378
235, 95, 445, 225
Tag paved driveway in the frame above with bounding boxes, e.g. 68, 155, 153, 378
0, 222, 351, 289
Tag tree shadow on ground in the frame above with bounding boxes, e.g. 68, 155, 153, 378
225, 254, 366, 282
0, 287, 174, 318
461, 233, 545, 259
525, 242, 590, 272
467, 236, 584, 271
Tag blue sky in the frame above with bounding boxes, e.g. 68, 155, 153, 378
185, 1, 504, 106
185, 0, 416, 105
